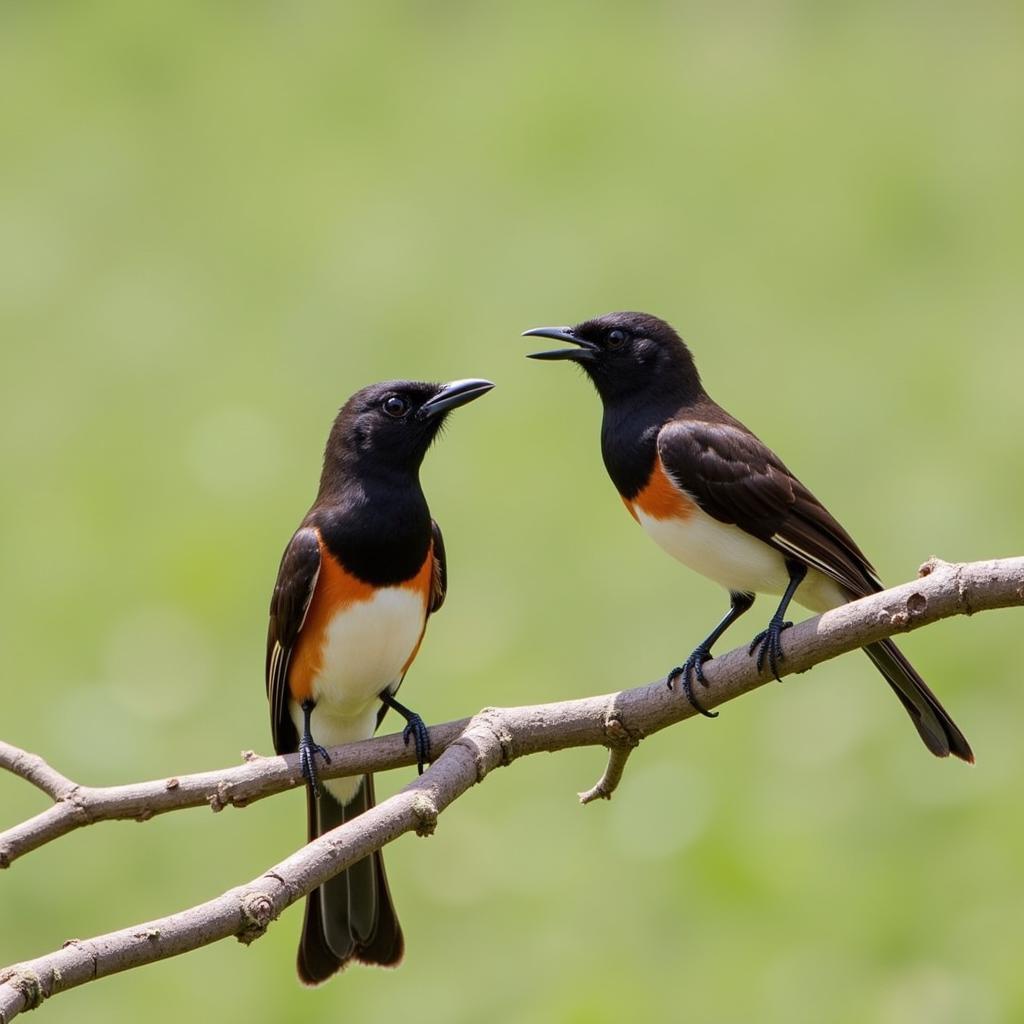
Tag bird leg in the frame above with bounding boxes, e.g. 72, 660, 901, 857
748, 559, 807, 681
298, 699, 332, 799
379, 691, 432, 775
668, 590, 755, 718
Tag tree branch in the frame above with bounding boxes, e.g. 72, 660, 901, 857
0, 723, 468, 869
1, 557, 1021, 1021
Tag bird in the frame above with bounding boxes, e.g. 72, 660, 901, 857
523, 311, 972, 762
266, 376, 494, 984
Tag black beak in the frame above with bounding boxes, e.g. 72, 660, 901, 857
522, 326, 598, 363
417, 378, 495, 420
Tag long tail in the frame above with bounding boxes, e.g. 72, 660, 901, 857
297, 774, 404, 985
864, 639, 973, 763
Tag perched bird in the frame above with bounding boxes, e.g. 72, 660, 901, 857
266, 377, 494, 984
524, 312, 971, 762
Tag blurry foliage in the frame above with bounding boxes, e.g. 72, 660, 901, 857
1, 3, 1022, 1022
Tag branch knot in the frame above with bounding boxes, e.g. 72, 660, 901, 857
61, 939, 98, 979
208, 782, 236, 813
237, 890, 276, 945
603, 712, 640, 750
954, 562, 976, 616
411, 793, 438, 837
0, 970, 44, 1011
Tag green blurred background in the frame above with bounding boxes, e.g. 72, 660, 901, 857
2, 3, 1022, 1022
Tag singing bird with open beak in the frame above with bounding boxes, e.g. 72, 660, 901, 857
525, 312, 970, 761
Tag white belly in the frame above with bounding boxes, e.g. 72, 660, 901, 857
291, 585, 426, 805
634, 504, 846, 613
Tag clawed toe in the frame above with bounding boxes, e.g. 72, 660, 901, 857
402, 715, 432, 775
748, 617, 793, 682
667, 647, 719, 719
380, 692, 433, 776
298, 699, 331, 798
299, 737, 331, 798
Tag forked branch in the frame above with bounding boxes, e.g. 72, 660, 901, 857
1, 557, 1021, 1022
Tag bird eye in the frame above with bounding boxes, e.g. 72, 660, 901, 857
382, 395, 410, 418
607, 329, 627, 349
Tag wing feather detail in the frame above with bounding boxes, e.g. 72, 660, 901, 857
657, 419, 882, 597
428, 519, 448, 614
266, 527, 322, 754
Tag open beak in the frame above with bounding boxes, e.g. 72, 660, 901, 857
417, 378, 495, 420
522, 326, 598, 363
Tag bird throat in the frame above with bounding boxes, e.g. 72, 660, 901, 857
599, 395, 683, 502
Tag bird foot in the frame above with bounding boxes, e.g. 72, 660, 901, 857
748, 616, 793, 682
666, 646, 719, 719
401, 714, 432, 775
298, 733, 331, 799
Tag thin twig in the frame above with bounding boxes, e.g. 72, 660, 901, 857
0, 721, 468, 868
578, 746, 635, 804
578, 709, 640, 803
0, 745, 77, 801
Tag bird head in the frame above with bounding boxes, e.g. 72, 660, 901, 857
326, 378, 494, 477
524, 311, 700, 404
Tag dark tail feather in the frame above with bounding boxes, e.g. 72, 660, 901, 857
297, 774, 404, 985
864, 639, 973, 763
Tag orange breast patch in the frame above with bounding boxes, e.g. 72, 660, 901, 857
404, 544, 434, 602
288, 535, 433, 701
630, 458, 697, 522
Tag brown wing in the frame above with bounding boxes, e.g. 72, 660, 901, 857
429, 519, 447, 614
657, 419, 883, 598
266, 527, 322, 754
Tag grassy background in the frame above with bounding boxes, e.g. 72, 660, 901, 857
2, 3, 1022, 1022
